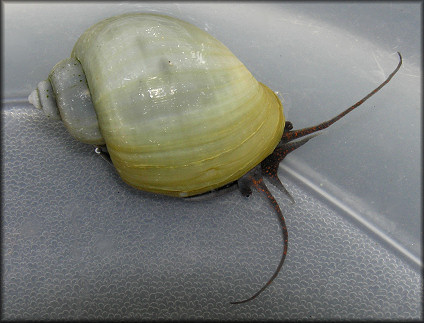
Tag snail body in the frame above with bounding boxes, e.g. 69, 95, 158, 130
29, 12, 402, 304
29, 13, 284, 197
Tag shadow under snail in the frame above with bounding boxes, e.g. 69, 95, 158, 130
28, 13, 402, 304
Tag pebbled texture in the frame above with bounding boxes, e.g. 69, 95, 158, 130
3, 103, 422, 320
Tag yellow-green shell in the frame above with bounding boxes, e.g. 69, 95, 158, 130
71, 13, 285, 197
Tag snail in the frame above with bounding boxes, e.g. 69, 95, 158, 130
28, 13, 402, 304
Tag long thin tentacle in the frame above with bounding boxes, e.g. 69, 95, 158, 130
283, 52, 402, 142
230, 176, 288, 304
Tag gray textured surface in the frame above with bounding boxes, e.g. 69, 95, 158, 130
3, 103, 421, 320
3, 2, 422, 320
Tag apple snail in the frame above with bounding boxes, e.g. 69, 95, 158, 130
28, 13, 402, 304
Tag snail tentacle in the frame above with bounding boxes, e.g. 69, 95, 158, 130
265, 175, 295, 205
231, 166, 288, 304
283, 52, 402, 142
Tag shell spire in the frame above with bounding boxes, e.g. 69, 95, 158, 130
28, 58, 104, 145
28, 80, 60, 120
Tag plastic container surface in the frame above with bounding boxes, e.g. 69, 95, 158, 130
3, 2, 421, 320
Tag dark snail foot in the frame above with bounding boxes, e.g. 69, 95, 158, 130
237, 167, 259, 197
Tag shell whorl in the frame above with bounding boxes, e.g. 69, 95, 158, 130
29, 58, 104, 145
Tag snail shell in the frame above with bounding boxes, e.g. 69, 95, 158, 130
29, 13, 285, 197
